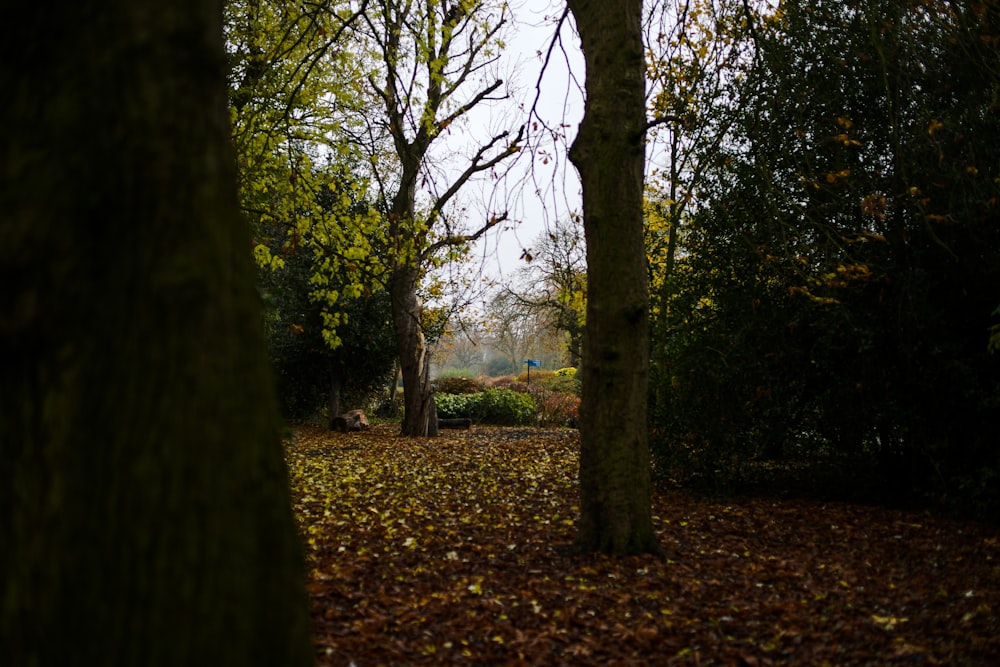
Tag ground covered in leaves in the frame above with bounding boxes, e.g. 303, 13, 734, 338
286, 424, 1000, 666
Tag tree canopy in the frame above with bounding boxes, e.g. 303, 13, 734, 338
227, 0, 999, 518
649, 0, 1000, 514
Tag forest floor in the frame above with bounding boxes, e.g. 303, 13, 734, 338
286, 424, 1000, 666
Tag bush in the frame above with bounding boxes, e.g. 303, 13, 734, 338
554, 367, 577, 377
488, 376, 530, 393
540, 373, 580, 395
517, 369, 554, 385
534, 391, 580, 427
435, 388, 536, 426
373, 394, 402, 419
433, 376, 483, 394
434, 392, 479, 419
477, 388, 536, 425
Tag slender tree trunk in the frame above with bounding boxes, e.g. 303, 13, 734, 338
328, 366, 343, 430
568, 327, 584, 369
390, 266, 438, 436
567, 0, 662, 555
388, 361, 402, 413
0, 2, 313, 664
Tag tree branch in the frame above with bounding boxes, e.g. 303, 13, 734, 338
641, 114, 684, 134
437, 77, 506, 130
428, 122, 525, 223
424, 210, 509, 259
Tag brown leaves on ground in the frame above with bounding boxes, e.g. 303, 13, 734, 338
286, 424, 1000, 666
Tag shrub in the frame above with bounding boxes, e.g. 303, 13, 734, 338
488, 376, 530, 393
534, 391, 580, 427
554, 367, 577, 377
435, 388, 536, 426
476, 388, 536, 425
434, 376, 483, 394
540, 373, 580, 395
517, 369, 554, 385
434, 392, 479, 419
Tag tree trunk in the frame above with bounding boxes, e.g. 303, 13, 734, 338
566, 0, 662, 556
568, 328, 584, 369
0, 2, 313, 664
390, 266, 438, 436
328, 365, 343, 430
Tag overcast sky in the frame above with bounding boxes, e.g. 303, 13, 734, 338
455, 0, 585, 283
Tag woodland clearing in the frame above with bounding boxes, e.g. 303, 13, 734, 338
287, 424, 999, 666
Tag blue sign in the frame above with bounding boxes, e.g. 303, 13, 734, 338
523, 359, 541, 367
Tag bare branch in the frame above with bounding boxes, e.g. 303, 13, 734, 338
526, 7, 571, 135
428, 122, 525, 223
438, 77, 506, 129
424, 210, 508, 259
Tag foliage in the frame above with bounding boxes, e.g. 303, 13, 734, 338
644, 0, 753, 314
478, 375, 578, 425
255, 189, 396, 421
487, 376, 529, 393
516, 369, 553, 384
431, 322, 490, 376
435, 388, 536, 426
433, 392, 477, 419
435, 367, 476, 380
467, 389, 532, 425
227, 0, 523, 436
531, 390, 580, 427
227, 0, 383, 350
541, 367, 580, 395
650, 0, 1000, 514
539, 374, 580, 396
432, 376, 484, 395
288, 426, 1000, 665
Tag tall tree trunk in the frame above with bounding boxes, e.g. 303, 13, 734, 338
0, 2, 313, 664
328, 366, 343, 430
390, 266, 438, 436
567, 0, 662, 555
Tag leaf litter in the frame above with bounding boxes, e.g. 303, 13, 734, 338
286, 424, 1000, 666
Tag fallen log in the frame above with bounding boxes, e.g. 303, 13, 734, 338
330, 409, 370, 433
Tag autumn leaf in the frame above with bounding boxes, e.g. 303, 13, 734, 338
287, 424, 1000, 666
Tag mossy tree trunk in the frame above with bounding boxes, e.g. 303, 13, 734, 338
566, 0, 662, 556
0, 2, 314, 664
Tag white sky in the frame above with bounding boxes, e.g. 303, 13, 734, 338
455, 0, 586, 283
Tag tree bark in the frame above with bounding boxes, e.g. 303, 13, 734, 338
328, 365, 343, 430
566, 0, 662, 555
390, 265, 439, 436
0, 2, 313, 664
